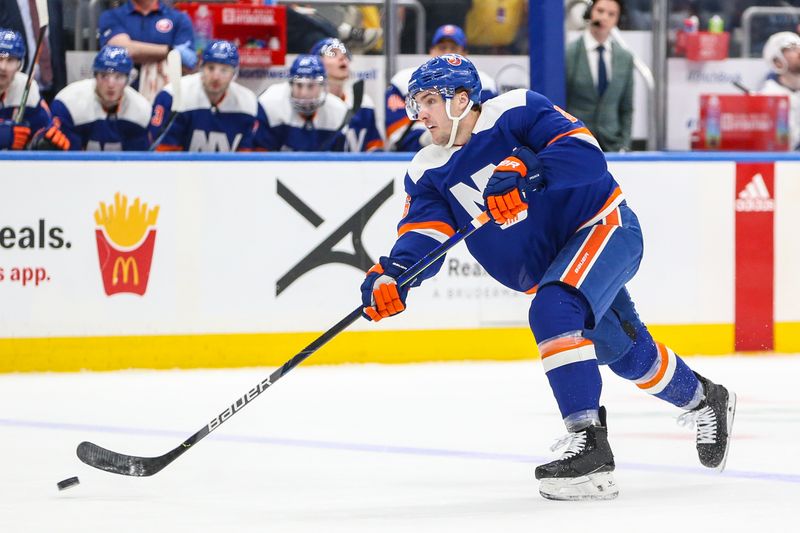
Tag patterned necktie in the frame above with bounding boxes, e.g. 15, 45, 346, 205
596, 44, 607, 97
28, 0, 53, 88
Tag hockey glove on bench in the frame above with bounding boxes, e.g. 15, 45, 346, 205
31, 125, 70, 151
361, 256, 411, 322
483, 146, 544, 225
0, 121, 31, 150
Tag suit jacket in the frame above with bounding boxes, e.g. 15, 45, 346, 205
566, 35, 634, 152
0, 0, 67, 99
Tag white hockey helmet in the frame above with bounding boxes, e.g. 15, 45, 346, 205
763, 31, 800, 73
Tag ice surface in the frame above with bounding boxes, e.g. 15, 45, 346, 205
1, 356, 796, 532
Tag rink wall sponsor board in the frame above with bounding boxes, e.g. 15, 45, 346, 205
1, 153, 799, 372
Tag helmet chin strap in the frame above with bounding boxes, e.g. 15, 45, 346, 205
444, 97, 474, 149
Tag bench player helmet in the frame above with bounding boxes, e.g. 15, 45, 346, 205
763, 31, 800, 73
0, 29, 25, 61
202, 40, 240, 68
93, 46, 133, 75
310, 37, 351, 60
289, 54, 327, 115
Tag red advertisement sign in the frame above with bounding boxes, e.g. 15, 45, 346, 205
734, 163, 774, 351
692, 94, 790, 151
94, 193, 159, 296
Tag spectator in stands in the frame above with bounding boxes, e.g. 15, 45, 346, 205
565, 0, 634, 152
386, 24, 498, 152
310, 38, 383, 152
32, 46, 150, 151
287, 6, 380, 54
0, 28, 50, 150
399, 0, 474, 54
465, 0, 526, 54
760, 31, 800, 150
0, 0, 67, 100
255, 54, 349, 151
148, 40, 261, 152
99, 0, 197, 84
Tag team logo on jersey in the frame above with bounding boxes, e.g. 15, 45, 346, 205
387, 94, 405, 112
94, 192, 159, 296
444, 55, 462, 66
155, 18, 174, 33
402, 194, 411, 218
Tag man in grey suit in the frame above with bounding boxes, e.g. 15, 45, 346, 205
566, 0, 633, 152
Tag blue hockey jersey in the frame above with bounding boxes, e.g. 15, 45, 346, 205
389, 89, 622, 294
385, 66, 497, 152
50, 79, 151, 151
255, 82, 348, 152
149, 73, 260, 151
339, 82, 383, 152
0, 72, 50, 135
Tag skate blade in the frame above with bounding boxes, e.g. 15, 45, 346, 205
539, 472, 619, 501
716, 391, 737, 473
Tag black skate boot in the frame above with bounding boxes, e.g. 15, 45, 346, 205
535, 406, 618, 501
677, 372, 737, 472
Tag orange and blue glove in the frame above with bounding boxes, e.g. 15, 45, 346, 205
32, 125, 71, 151
482, 146, 544, 225
360, 256, 411, 322
0, 121, 32, 150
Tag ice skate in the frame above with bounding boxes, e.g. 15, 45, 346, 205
677, 372, 737, 472
535, 407, 618, 501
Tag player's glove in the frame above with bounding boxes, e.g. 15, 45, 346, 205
482, 146, 544, 225
0, 121, 32, 150
173, 41, 198, 70
31, 125, 71, 151
360, 256, 411, 322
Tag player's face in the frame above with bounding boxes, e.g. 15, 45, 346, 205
95, 72, 128, 106
201, 62, 236, 96
0, 55, 21, 91
429, 39, 464, 57
320, 47, 349, 81
783, 44, 800, 75
291, 78, 324, 100
411, 90, 453, 146
589, 0, 620, 37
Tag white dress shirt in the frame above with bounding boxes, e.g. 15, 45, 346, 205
582, 29, 613, 88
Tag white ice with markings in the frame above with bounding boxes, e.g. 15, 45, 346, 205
1, 355, 796, 532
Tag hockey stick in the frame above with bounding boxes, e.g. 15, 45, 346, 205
13, 0, 49, 123
317, 78, 364, 151
77, 210, 492, 477
147, 49, 183, 151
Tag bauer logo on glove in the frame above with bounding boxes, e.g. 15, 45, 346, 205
483, 146, 544, 225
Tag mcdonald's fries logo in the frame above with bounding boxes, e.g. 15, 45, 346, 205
94, 192, 159, 296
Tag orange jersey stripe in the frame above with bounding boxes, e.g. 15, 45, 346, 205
525, 284, 539, 295
540, 337, 594, 358
387, 116, 412, 137
604, 207, 621, 226
546, 126, 595, 147
637, 343, 669, 390
562, 224, 615, 287
365, 139, 385, 151
155, 144, 183, 152
398, 221, 456, 239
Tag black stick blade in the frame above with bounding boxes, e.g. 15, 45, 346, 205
77, 441, 169, 477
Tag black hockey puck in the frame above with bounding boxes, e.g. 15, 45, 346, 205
57, 476, 80, 491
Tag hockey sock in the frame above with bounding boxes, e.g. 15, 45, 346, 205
608, 324, 701, 408
530, 284, 602, 428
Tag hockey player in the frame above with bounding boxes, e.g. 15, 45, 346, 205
310, 38, 383, 152
0, 29, 50, 150
148, 40, 260, 152
34, 46, 150, 151
760, 31, 800, 150
361, 55, 736, 500
385, 24, 497, 152
255, 54, 349, 151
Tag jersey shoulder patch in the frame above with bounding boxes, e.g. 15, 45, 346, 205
473, 88, 527, 134
407, 144, 460, 184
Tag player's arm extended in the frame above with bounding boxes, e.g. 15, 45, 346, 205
360, 175, 456, 321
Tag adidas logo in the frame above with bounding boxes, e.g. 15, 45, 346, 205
736, 173, 774, 212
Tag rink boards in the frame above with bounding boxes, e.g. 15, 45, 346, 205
1, 152, 798, 371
